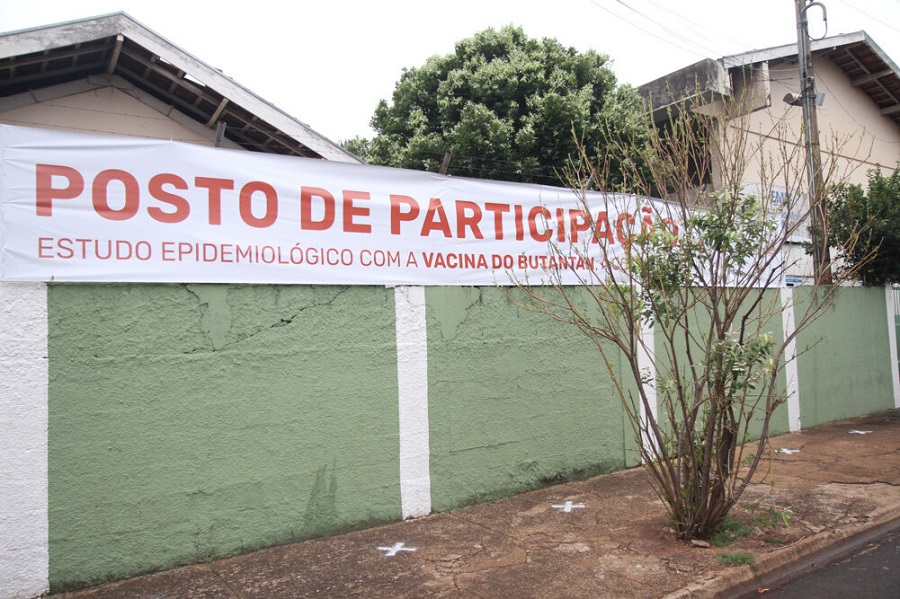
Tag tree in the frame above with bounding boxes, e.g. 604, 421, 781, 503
342, 136, 370, 161
828, 167, 900, 286
510, 98, 862, 541
359, 26, 646, 186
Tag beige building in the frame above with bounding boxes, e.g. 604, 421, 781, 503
639, 31, 900, 282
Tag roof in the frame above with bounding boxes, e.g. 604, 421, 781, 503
639, 31, 900, 129
0, 12, 360, 163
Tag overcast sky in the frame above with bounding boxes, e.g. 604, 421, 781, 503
2, 0, 899, 144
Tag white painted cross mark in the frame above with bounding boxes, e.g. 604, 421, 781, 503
551, 501, 586, 513
377, 542, 417, 557
778, 448, 801, 454
848, 430, 873, 435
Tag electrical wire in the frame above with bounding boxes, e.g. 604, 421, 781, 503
832, 0, 900, 35
608, 0, 724, 57
590, 0, 803, 82
640, 0, 758, 52
584, 0, 710, 59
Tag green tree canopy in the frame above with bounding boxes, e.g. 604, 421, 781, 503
354, 26, 646, 186
828, 167, 900, 286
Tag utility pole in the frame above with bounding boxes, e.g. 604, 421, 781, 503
795, 0, 832, 284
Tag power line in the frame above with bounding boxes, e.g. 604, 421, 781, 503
832, 0, 900, 35
639, 0, 758, 52
585, 0, 710, 59
608, 0, 724, 57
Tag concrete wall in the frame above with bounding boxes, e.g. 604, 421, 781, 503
426, 287, 628, 512
27, 282, 900, 593
0, 281, 897, 594
795, 286, 898, 427
46, 284, 403, 589
39, 284, 634, 590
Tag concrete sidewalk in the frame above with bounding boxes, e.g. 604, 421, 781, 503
57, 410, 900, 598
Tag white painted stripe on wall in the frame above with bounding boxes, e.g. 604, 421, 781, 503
637, 320, 657, 457
886, 285, 900, 408
393, 285, 432, 519
781, 287, 802, 432
0, 282, 49, 598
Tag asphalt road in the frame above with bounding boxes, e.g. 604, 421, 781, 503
746, 525, 899, 598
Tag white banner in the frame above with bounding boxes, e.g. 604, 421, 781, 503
0, 125, 678, 285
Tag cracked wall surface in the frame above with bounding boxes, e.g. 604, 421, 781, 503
47, 283, 400, 591
26, 283, 900, 593
426, 287, 627, 512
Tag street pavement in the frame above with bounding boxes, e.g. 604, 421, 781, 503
56, 409, 900, 598
754, 524, 899, 598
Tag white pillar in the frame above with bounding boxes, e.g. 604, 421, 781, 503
886, 285, 900, 408
0, 282, 49, 598
781, 287, 802, 431
637, 319, 657, 457
393, 286, 431, 519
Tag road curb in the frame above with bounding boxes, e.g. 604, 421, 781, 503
662, 502, 900, 599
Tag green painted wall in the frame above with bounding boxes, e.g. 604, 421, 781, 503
43, 282, 896, 592
760, 289, 791, 438
650, 289, 790, 443
425, 287, 626, 512
795, 286, 895, 428
47, 284, 401, 591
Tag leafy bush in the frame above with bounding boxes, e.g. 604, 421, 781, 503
828, 167, 900, 286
